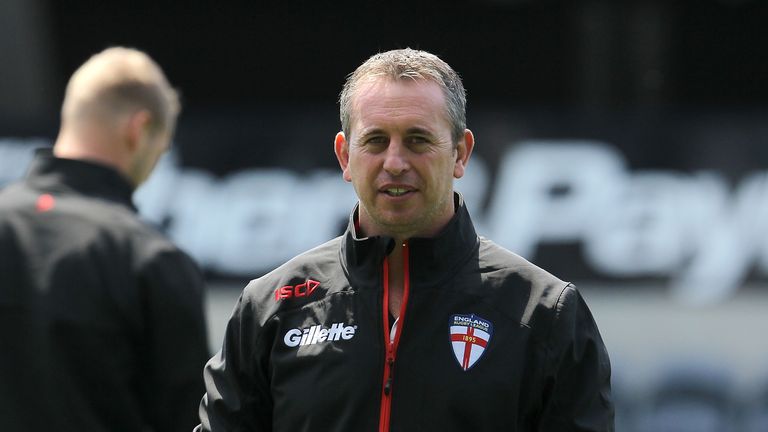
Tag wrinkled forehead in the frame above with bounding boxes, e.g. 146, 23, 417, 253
348, 77, 450, 129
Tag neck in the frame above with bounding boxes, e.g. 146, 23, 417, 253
53, 127, 128, 176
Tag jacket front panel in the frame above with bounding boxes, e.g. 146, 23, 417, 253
199, 196, 613, 431
268, 289, 384, 432
235, 245, 558, 431
390, 284, 544, 431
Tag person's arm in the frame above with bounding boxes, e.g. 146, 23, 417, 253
138, 249, 210, 432
538, 284, 614, 431
195, 290, 273, 432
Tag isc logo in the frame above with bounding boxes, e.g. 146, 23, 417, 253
275, 279, 320, 301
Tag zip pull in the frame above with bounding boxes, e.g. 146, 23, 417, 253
383, 357, 395, 396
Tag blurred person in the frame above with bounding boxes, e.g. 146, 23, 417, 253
0, 47, 209, 432
196, 48, 613, 431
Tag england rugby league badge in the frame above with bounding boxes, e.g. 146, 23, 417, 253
449, 314, 493, 371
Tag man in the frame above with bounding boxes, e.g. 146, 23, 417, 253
0, 47, 210, 432
197, 48, 613, 431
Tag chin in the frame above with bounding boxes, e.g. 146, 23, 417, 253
378, 216, 423, 234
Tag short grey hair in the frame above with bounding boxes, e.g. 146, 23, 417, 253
339, 48, 467, 144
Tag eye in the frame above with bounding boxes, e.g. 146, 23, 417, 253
366, 136, 388, 144
359, 135, 388, 152
406, 135, 431, 151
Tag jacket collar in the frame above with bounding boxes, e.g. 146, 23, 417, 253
25, 148, 137, 211
341, 192, 479, 289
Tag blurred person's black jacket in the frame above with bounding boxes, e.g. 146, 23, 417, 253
0, 150, 210, 432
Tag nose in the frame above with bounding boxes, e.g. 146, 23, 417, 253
382, 140, 409, 176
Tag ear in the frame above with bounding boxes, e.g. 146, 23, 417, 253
334, 131, 352, 182
453, 129, 474, 179
124, 110, 152, 153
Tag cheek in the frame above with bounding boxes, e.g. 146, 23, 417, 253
432, 157, 457, 180
345, 156, 358, 180
348, 155, 375, 178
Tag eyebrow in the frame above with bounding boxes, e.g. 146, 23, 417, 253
358, 128, 386, 138
405, 127, 434, 136
358, 127, 435, 138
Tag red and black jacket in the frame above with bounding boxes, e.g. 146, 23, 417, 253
197, 193, 614, 431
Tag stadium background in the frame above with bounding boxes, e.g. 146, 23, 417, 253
2, 0, 767, 430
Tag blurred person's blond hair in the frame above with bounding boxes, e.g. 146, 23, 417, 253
61, 46, 179, 134
54, 47, 180, 186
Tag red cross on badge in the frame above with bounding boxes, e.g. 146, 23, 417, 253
449, 314, 493, 371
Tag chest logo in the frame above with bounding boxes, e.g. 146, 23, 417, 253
449, 314, 493, 371
283, 322, 357, 348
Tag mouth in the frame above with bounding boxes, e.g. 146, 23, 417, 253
381, 186, 415, 197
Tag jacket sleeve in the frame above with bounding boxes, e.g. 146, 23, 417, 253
138, 249, 211, 432
195, 290, 273, 432
538, 284, 614, 432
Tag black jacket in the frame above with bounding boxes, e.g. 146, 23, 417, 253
198, 194, 614, 431
0, 151, 210, 432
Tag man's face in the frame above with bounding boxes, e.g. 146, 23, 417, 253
335, 78, 473, 239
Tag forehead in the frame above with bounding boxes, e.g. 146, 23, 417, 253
349, 78, 450, 134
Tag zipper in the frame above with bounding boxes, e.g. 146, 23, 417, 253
378, 241, 410, 432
